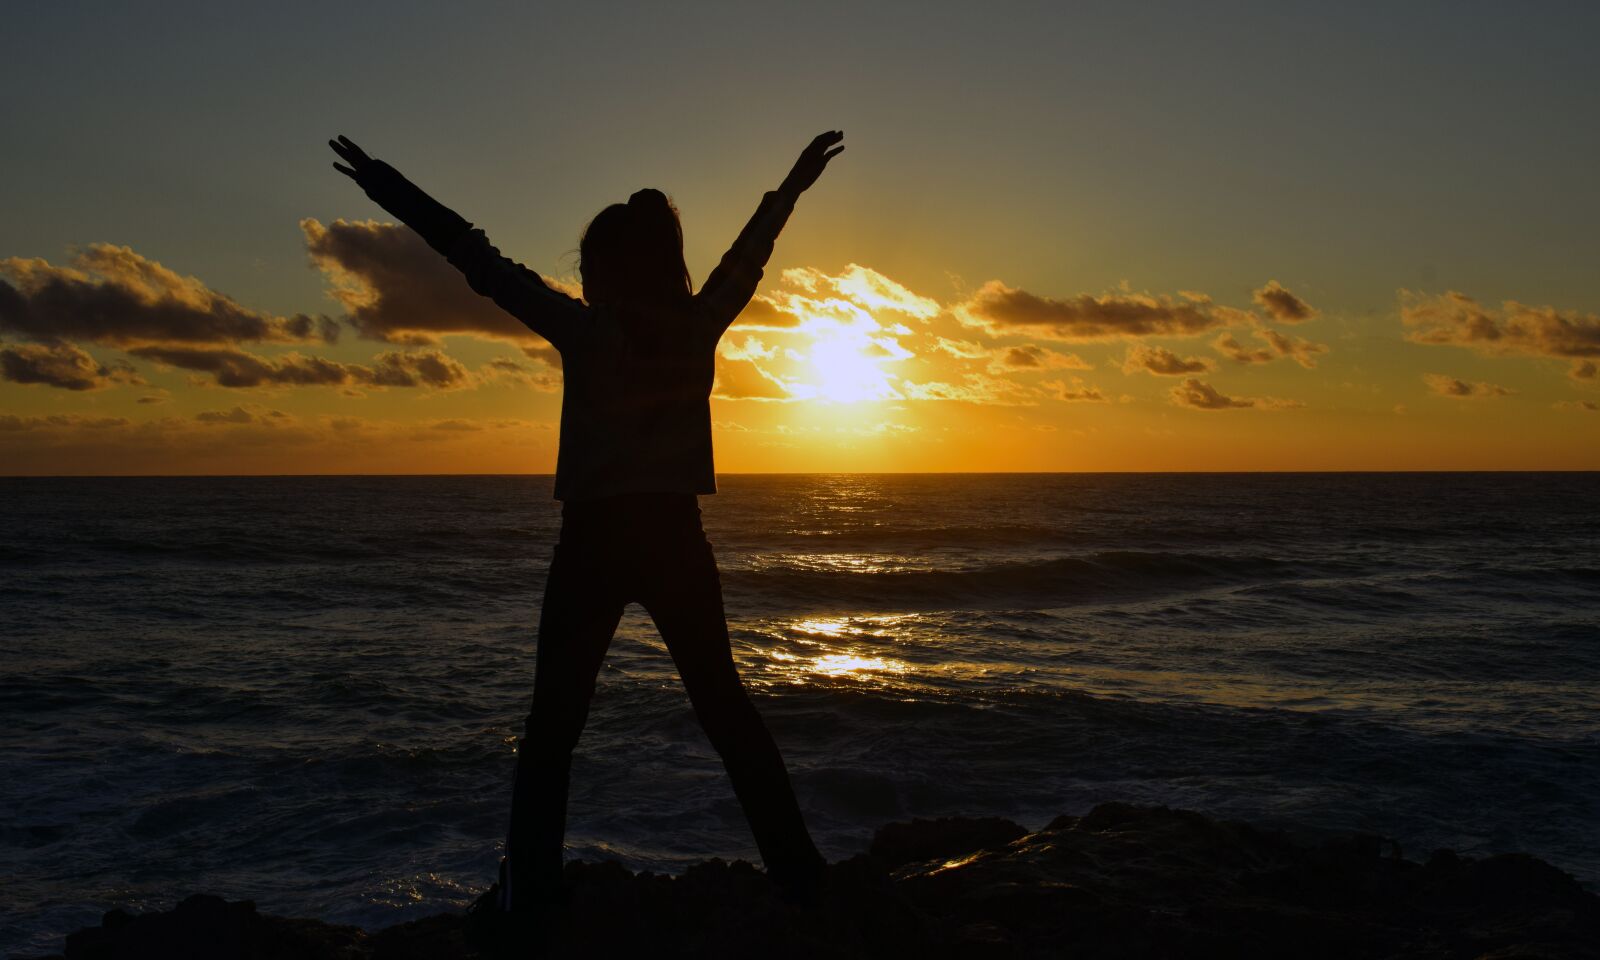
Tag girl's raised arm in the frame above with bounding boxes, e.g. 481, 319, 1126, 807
699, 131, 845, 338
329, 135, 584, 352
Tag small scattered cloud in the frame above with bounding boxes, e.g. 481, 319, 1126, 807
1256, 328, 1328, 368
1570, 360, 1597, 381
195, 405, 294, 426
989, 344, 1092, 372
1041, 377, 1108, 402
1422, 373, 1515, 398
130, 345, 473, 389
1213, 329, 1328, 368
1554, 400, 1599, 412
1122, 344, 1211, 376
719, 336, 779, 362
1212, 333, 1276, 364
1402, 291, 1600, 364
426, 418, 481, 431
729, 294, 802, 330
1168, 378, 1301, 411
0, 413, 130, 431
482, 356, 559, 391
934, 337, 990, 360
954, 281, 1224, 341
802, 264, 941, 319
1253, 280, 1318, 324
900, 373, 1036, 405
713, 357, 792, 400
196, 406, 254, 424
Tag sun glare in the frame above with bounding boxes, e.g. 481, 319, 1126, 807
810, 653, 905, 676
779, 307, 912, 404
797, 334, 902, 403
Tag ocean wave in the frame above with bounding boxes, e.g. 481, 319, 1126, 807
723, 551, 1301, 610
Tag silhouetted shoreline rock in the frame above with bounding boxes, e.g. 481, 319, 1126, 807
35, 803, 1600, 959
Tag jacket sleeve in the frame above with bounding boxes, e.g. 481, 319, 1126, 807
355, 160, 585, 351
697, 189, 796, 338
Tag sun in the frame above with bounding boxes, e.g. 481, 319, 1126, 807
783, 317, 910, 404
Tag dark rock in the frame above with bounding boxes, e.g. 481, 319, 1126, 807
63, 893, 367, 959
868, 815, 1028, 868
43, 805, 1600, 960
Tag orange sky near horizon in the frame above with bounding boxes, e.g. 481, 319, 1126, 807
2, 241, 1596, 475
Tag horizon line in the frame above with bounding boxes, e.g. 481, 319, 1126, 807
3, 469, 1598, 480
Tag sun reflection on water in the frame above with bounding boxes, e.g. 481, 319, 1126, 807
765, 615, 915, 684
810, 653, 906, 677
794, 617, 847, 636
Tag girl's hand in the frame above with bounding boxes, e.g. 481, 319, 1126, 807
329, 135, 376, 181
779, 131, 845, 198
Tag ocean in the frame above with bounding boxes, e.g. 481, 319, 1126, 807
2, 473, 1597, 957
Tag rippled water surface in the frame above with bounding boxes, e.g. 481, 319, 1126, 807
3, 473, 1598, 956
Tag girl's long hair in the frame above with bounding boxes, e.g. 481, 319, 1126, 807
578, 189, 693, 317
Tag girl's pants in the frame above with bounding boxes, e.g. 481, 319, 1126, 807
504, 492, 823, 902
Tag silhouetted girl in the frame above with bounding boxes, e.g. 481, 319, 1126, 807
329, 132, 844, 924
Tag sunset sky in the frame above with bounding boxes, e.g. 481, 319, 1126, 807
4, 1, 1597, 474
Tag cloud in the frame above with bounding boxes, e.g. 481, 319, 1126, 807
1256, 328, 1328, 368
719, 336, 779, 362
1041, 377, 1108, 402
934, 337, 991, 359
954, 281, 1225, 341
1211, 333, 1276, 364
483, 356, 559, 391
301, 218, 537, 344
713, 357, 792, 400
1253, 281, 1318, 323
366, 350, 472, 388
1402, 291, 1600, 363
1422, 373, 1515, 398
835, 266, 941, 318
1554, 400, 1598, 412
0, 341, 143, 391
1213, 329, 1328, 368
130, 346, 351, 387
0, 413, 130, 430
803, 264, 941, 319
989, 344, 1092, 372
729, 294, 802, 330
1570, 360, 1596, 381
130, 345, 472, 389
1168, 378, 1301, 410
1122, 344, 1212, 376
899, 373, 1036, 405
426, 418, 481, 431
0, 245, 333, 347
195, 405, 291, 425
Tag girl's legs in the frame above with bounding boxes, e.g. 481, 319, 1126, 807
505, 540, 624, 904
641, 532, 825, 893
505, 493, 821, 909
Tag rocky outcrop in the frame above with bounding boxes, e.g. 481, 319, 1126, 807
37, 804, 1600, 959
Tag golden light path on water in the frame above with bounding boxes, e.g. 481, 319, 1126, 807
734, 607, 1480, 725
767, 617, 910, 681
736, 613, 1038, 699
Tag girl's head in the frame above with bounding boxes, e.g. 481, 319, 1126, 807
579, 188, 693, 309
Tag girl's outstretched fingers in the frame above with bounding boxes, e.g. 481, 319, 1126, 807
783, 130, 846, 196
328, 135, 374, 178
